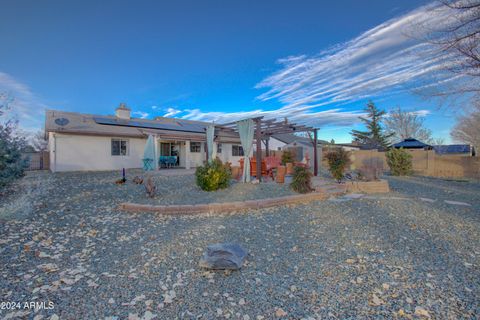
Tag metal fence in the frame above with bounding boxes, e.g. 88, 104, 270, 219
22, 151, 49, 170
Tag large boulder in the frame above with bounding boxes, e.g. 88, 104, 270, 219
199, 243, 247, 270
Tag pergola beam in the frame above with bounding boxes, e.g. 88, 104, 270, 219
255, 118, 262, 182
215, 116, 319, 181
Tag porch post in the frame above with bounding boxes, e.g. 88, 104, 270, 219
256, 119, 262, 182
185, 140, 191, 169
313, 129, 318, 176
154, 135, 159, 170
265, 137, 270, 157
205, 142, 209, 162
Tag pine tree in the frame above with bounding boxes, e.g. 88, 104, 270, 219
351, 101, 393, 149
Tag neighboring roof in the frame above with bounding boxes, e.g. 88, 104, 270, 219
271, 133, 328, 145
433, 144, 471, 154
393, 137, 431, 149
45, 109, 240, 142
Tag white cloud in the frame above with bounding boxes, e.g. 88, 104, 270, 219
180, 106, 365, 128
0, 72, 47, 131
255, 3, 460, 117
132, 111, 150, 119
163, 107, 182, 118
162, 3, 451, 130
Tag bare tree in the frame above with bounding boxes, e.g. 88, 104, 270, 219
451, 102, 480, 149
384, 107, 433, 143
431, 137, 446, 145
31, 130, 48, 151
414, 1, 480, 108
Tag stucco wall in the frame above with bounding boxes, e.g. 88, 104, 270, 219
50, 133, 146, 172
268, 138, 286, 152
49, 133, 250, 172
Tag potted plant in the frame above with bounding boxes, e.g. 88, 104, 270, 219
276, 165, 286, 183
282, 150, 295, 175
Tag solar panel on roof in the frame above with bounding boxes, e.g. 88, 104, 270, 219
93, 117, 206, 133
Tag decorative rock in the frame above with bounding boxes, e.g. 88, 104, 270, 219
199, 243, 247, 270
275, 308, 287, 317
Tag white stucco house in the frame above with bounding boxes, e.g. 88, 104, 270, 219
45, 104, 248, 172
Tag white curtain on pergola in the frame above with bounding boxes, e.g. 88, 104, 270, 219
237, 119, 254, 183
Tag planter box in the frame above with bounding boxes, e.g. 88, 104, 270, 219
345, 179, 390, 193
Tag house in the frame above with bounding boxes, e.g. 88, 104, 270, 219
45, 104, 247, 172
392, 137, 433, 150
433, 144, 475, 156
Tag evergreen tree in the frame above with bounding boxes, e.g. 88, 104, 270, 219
350, 101, 393, 149
0, 93, 28, 187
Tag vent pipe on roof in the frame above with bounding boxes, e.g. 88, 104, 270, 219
115, 103, 131, 119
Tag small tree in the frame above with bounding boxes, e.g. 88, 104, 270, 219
386, 148, 413, 176
281, 150, 294, 165
324, 149, 351, 182
384, 106, 432, 144
351, 101, 393, 149
31, 130, 48, 151
0, 93, 28, 187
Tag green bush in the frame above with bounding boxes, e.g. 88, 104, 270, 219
0, 121, 28, 188
281, 150, 294, 165
195, 158, 232, 191
386, 148, 412, 176
324, 149, 351, 182
290, 165, 313, 193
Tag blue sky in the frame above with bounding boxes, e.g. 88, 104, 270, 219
0, 0, 461, 142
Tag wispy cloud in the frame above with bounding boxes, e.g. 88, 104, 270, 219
0, 72, 47, 131
164, 3, 454, 129
132, 111, 150, 119
255, 3, 458, 117
163, 107, 182, 118
180, 106, 365, 127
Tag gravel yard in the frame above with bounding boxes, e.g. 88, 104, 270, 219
0, 171, 479, 319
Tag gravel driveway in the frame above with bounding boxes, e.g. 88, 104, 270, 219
0, 171, 479, 319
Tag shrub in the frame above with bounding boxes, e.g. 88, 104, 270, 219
324, 149, 351, 182
195, 158, 232, 191
281, 150, 294, 165
386, 148, 412, 176
0, 122, 28, 188
290, 165, 313, 193
358, 157, 384, 181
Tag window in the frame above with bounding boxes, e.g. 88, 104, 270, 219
190, 142, 201, 153
232, 145, 244, 156
217, 143, 222, 153
111, 139, 129, 156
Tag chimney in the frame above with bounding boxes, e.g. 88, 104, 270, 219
115, 103, 131, 119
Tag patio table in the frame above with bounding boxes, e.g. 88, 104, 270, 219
142, 158, 154, 171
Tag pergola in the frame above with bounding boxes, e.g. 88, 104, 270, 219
215, 116, 319, 182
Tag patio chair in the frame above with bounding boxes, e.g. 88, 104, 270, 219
142, 158, 154, 171
159, 156, 168, 168
265, 156, 281, 181
167, 156, 177, 168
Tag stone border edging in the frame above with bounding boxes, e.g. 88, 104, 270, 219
118, 192, 331, 215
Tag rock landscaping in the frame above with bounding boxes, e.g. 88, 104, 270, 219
199, 243, 247, 270
0, 170, 479, 319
